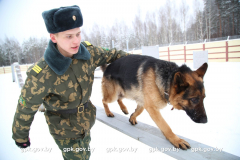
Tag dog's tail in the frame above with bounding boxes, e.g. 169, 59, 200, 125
100, 64, 108, 72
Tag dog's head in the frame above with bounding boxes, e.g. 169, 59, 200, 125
169, 63, 208, 123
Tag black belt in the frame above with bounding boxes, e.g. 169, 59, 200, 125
48, 102, 89, 114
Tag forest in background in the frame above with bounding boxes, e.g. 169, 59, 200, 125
0, 0, 239, 66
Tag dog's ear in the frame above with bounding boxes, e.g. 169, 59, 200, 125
174, 72, 189, 93
195, 63, 208, 79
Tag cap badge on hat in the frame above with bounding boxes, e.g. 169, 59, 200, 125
72, 15, 76, 21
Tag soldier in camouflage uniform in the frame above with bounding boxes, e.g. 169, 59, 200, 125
12, 5, 129, 160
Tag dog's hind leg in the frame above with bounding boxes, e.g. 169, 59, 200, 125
117, 99, 129, 115
129, 105, 144, 125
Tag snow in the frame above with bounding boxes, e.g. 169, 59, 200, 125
0, 62, 240, 160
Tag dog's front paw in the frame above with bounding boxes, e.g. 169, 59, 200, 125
107, 112, 114, 117
168, 135, 191, 150
129, 114, 138, 125
122, 109, 129, 115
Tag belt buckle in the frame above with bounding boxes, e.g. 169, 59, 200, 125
78, 104, 84, 113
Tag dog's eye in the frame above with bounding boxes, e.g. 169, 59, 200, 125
190, 97, 199, 104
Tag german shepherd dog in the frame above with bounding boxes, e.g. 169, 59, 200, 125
101, 54, 208, 150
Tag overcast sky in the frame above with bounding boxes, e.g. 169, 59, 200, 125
0, 0, 202, 44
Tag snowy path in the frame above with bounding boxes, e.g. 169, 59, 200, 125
0, 62, 240, 159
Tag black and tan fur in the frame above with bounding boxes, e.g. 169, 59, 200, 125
101, 54, 208, 149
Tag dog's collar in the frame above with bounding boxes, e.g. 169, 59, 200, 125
165, 92, 174, 110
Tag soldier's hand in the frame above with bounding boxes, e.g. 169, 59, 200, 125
15, 139, 30, 148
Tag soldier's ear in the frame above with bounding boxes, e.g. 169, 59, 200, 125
50, 34, 57, 43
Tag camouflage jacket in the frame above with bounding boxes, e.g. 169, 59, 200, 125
12, 41, 129, 142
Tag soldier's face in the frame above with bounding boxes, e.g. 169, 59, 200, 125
50, 27, 81, 58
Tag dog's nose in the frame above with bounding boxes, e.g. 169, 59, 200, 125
199, 116, 207, 123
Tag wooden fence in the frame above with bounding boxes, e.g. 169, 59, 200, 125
132, 39, 240, 63
0, 64, 31, 74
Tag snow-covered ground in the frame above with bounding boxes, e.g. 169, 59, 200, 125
0, 62, 240, 160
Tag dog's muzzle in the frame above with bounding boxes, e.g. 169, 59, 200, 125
185, 108, 208, 123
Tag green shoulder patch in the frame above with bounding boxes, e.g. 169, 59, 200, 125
19, 95, 26, 107
102, 47, 110, 51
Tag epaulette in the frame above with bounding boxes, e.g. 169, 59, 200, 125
82, 41, 92, 47
29, 58, 47, 77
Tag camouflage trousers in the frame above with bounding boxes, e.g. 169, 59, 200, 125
54, 132, 91, 160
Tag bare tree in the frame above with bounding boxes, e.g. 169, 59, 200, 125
132, 8, 144, 48
193, 0, 204, 40
2, 37, 20, 65
21, 37, 48, 64
145, 11, 158, 46
0, 43, 6, 66
157, 7, 168, 44
166, 0, 174, 43
179, 0, 189, 42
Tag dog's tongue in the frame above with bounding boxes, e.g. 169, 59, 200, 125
171, 107, 174, 110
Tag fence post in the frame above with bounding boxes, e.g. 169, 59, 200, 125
226, 41, 228, 62
168, 47, 170, 61
112, 40, 114, 49
184, 46, 186, 62
203, 43, 205, 51
13, 62, 24, 88
126, 40, 129, 53
3, 67, 5, 74
11, 64, 16, 82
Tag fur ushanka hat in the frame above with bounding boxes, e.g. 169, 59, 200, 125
42, 5, 83, 33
